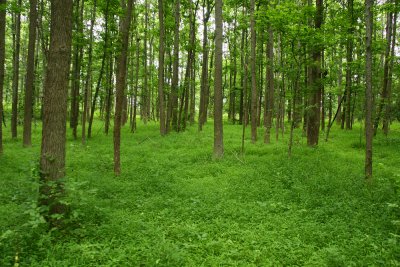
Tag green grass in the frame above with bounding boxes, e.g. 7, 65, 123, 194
1, 120, 400, 266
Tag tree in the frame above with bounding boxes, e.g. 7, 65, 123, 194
0, 0, 5, 154
264, 25, 274, 144
365, 0, 373, 181
23, 0, 38, 147
214, 0, 223, 157
306, 0, 323, 146
39, 0, 73, 226
250, 0, 257, 143
82, 0, 97, 144
158, 0, 166, 136
113, 0, 134, 175
11, 0, 22, 139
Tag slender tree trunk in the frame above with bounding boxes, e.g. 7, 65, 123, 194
0, 0, 5, 154
250, 0, 257, 143
39, 0, 73, 226
383, 7, 397, 136
198, 1, 211, 131
113, 0, 134, 176
374, 9, 393, 136
131, 37, 140, 133
11, 0, 22, 139
264, 26, 274, 144
82, 0, 97, 144
345, 0, 354, 130
158, 0, 166, 135
105, 55, 113, 135
365, 0, 373, 181
214, 0, 223, 157
23, 0, 38, 147
70, 0, 84, 140
88, 0, 109, 138
306, 0, 323, 146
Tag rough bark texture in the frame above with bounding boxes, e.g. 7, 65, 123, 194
365, 0, 373, 181
23, 0, 38, 147
39, 0, 73, 226
214, 0, 223, 157
114, 0, 134, 175
0, 0, 5, 154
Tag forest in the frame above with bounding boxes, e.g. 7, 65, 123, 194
0, 0, 400, 265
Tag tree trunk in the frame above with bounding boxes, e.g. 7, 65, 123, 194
383, 10, 397, 135
345, 0, 354, 130
23, 0, 38, 147
0, 0, 5, 154
11, 0, 22, 139
214, 0, 223, 158
250, 0, 257, 143
167, 0, 180, 132
198, 0, 212, 131
306, 0, 323, 146
39, 0, 73, 227
70, 0, 84, 140
113, 0, 134, 176
365, 0, 373, 181
82, 0, 97, 144
88, 0, 110, 138
264, 26, 274, 144
158, 0, 166, 135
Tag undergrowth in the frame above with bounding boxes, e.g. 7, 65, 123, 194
0, 121, 399, 266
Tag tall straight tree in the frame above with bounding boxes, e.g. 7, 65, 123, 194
198, 0, 213, 131
11, 0, 22, 139
0, 0, 5, 154
250, 0, 257, 143
167, 0, 180, 133
264, 25, 274, 144
158, 0, 166, 135
23, 0, 38, 147
82, 0, 97, 144
214, 0, 223, 157
306, 0, 323, 146
39, 0, 73, 226
365, 0, 373, 181
113, 0, 134, 175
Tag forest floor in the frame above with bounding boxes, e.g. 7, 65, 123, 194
1, 120, 400, 266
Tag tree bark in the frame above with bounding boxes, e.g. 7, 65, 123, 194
250, 0, 257, 143
214, 0, 223, 157
306, 0, 323, 146
158, 0, 166, 135
23, 0, 38, 146
82, 0, 97, 144
11, 0, 22, 139
365, 0, 373, 181
39, 0, 73, 226
264, 26, 274, 144
113, 0, 134, 175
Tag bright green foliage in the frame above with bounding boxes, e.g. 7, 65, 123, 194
1, 121, 399, 265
